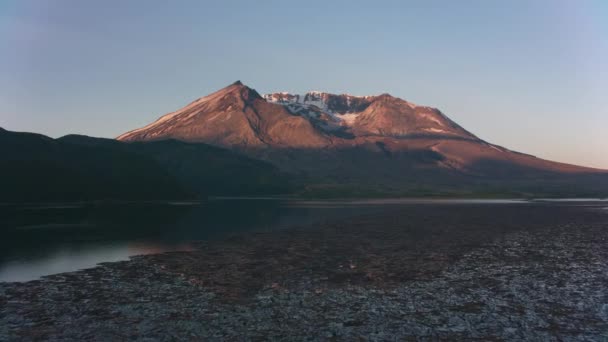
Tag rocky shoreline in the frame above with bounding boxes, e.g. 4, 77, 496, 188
2, 204, 607, 341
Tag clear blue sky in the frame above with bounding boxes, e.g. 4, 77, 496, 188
1, 0, 607, 168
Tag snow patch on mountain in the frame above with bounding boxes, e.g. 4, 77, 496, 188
264, 91, 376, 128
340, 113, 360, 125
425, 128, 449, 134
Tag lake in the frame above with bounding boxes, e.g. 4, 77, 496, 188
2, 199, 608, 340
0, 198, 603, 282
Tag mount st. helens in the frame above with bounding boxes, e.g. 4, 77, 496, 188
118, 81, 478, 147
118, 81, 607, 197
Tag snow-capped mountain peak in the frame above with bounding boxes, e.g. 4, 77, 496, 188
263, 91, 377, 128
118, 81, 478, 146
264, 91, 382, 112
263, 91, 422, 130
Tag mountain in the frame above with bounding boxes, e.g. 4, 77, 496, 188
118, 80, 476, 147
117, 81, 608, 197
118, 81, 330, 149
0, 128, 292, 202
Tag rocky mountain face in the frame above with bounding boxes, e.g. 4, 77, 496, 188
118, 81, 608, 197
263, 91, 476, 140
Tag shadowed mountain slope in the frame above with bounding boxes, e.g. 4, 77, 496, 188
0, 128, 190, 202
0, 128, 292, 202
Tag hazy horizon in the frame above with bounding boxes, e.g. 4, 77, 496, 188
1, 0, 607, 169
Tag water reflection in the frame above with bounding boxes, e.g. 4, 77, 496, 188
3, 198, 600, 282
0, 199, 394, 282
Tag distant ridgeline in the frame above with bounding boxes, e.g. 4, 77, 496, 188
0, 128, 292, 202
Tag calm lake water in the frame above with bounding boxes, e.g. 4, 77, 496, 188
0, 198, 603, 282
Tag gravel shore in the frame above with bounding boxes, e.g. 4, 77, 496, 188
2, 203, 607, 341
